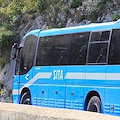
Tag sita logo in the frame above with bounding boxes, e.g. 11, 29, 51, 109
53, 70, 63, 80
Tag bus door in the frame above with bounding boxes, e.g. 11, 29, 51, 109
19, 35, 38, 105
32, 66, 52, 107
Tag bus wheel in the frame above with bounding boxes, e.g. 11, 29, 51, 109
20, 91, 31, 105
87, 96, 101, 113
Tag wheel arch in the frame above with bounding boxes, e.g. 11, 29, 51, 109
85, 91, 101, 110
20, 87, 31, 100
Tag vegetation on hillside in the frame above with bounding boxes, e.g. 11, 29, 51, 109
0, 82, 4, 96
0, 0, 78, 68
0, 0, 120, 68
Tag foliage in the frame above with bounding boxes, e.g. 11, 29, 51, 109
42, 0, 69, 28
8, 90, 12, 97
0, 89, 5, 96
36, 0, 48, 11
0, 58, 4, 68
0, 27, 16, 67
0, 0, 119, 68
106, 0, 112, 2
90, 11, 99, 23
23, 0, 37, 13
112, 14, 120, 21
0, 0, 11, 7
0, 0, 71, 68
0, 82, 5, 96
5, 0, 24, 23
71, 0, 82, 8
0, 28, 15, 51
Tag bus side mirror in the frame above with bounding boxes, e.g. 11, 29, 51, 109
11, 43, 18, 59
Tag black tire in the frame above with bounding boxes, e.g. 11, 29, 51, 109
87, 96, 101, 113
20, 91, 31, 105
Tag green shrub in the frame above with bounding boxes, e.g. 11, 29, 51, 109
0, 88, 5, 96
106, 0, 112, 2
37, 0, 48, 11
8, 90, 12, 97
71, 0, 82, 8
90, 11, 99, 23
0, 27, 16, 67
0, 58, 4, 68
98, 3, 106, 11
112, 14, 120, 21
0, 82, 5, 96
0, 33, 14, 50
0, 0, 9, 7
2, 22, 13, 30
9, 0, 24, 15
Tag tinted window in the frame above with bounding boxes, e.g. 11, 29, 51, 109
53, 34, 71, 65
69, 32, 90, 65
91, 32, 100, 42
15, 48, 22, 75
36, 36, 54, 66
101, 31, 110, 41
20, 35, 37, 75
109, 29, 120, 64
88, 43, 107, 64
87, 30, 111, 64
91, 31, 110, 42
36, 34, 71, 66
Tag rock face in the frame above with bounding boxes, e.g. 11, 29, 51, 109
19, 0, 120, 37
0, 0, 120, 102
0, 59, 15, 102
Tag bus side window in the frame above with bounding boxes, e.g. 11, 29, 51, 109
101, 31, 110, 41
108, 29, 120, 64
69, 32, 89, 65
96, 47, 107, 63
87, 30, 110, 65
36, 37, 54, 66
52, 34, 71, 65
91, 31, 110, 42
91, 32, 100, 42
88, 43, 107, 64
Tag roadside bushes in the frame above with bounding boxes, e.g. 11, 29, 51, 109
71, 0, 83, 8
0, 27, 16, 68
0, 82, 5, 96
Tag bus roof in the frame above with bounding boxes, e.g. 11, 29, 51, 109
24, 19, 120, 38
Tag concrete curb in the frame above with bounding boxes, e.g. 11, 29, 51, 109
0, 103, 120, 120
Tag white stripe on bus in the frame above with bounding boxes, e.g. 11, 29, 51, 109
106, 73, 120, 80
12, 89, 19, 95
65, 73, 120, 80
13, 72, 120, 95
26, 72, 52, 85
86, 73, 106, 80
65, 73, 106, 80
13, 72, 52, 95
65, 73, 85, 79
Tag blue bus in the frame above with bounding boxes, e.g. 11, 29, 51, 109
11, 19, 120, 116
